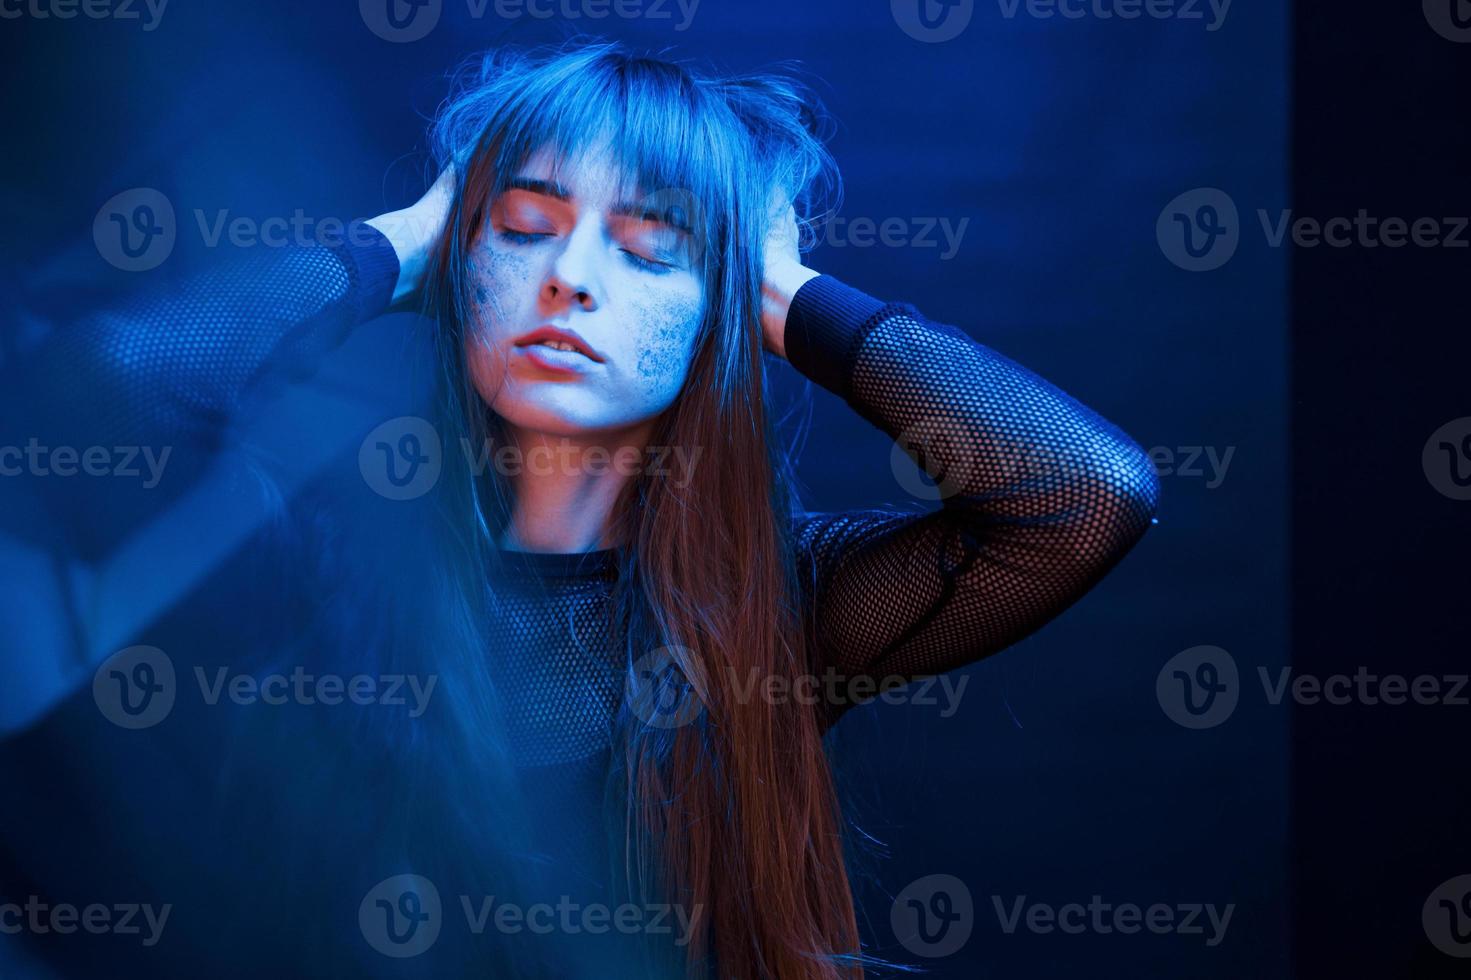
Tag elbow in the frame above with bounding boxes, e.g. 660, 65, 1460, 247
1113, 438, 1161, 531
1076, 437, 1161, 554
1026, 438, 1158, 570
945, 432, 1161, 565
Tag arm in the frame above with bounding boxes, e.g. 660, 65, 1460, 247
766, 263, 1160, 725
0, 190, 432, 732
0, 183, 442, 560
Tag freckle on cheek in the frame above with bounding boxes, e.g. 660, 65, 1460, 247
470, 245, 533, 328
634, 295, 701, 383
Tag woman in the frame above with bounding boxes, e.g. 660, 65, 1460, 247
0, 39, 1158, 979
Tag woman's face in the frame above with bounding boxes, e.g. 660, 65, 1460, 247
464, 143, 706, 438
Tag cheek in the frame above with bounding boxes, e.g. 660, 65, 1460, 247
464, 334, 504, 409
468, 243, 537, 334
464, 244, 538, 406
626, 287, 704, 398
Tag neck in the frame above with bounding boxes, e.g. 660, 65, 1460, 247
497, 422, 653, 554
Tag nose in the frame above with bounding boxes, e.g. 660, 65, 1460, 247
540, 217, 603, 313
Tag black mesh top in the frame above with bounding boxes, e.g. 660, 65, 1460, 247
0, 225, 1159, 977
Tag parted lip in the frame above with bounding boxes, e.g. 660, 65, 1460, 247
512, 325, 605, 363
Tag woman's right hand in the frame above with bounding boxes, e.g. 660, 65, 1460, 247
366, 167, 456, 306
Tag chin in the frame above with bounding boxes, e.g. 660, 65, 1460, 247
491, 391, 652, 440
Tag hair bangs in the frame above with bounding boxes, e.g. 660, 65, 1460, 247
439, 43, 741, 290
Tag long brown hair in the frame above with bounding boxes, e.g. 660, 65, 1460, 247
425, 39, 863, 977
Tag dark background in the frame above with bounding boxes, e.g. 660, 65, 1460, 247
1293, 2, 1471, 979
0, 0, 1463, 977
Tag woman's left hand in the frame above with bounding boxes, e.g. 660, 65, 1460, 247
760, 197, 820, 359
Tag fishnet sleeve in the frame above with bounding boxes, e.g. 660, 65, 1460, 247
783, 277, 1159, 716
0, 228, 399, 559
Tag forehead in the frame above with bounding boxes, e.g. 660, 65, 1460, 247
514, 142, 638, 207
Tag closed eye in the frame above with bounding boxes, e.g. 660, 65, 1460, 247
499, 228, 553, 245
616, 222, 688, 275
497, 218, 682, 275
621, 248, 673, 274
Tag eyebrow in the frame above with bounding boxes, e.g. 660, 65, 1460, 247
504, 177, 693, 234
505, 177, 571, 201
